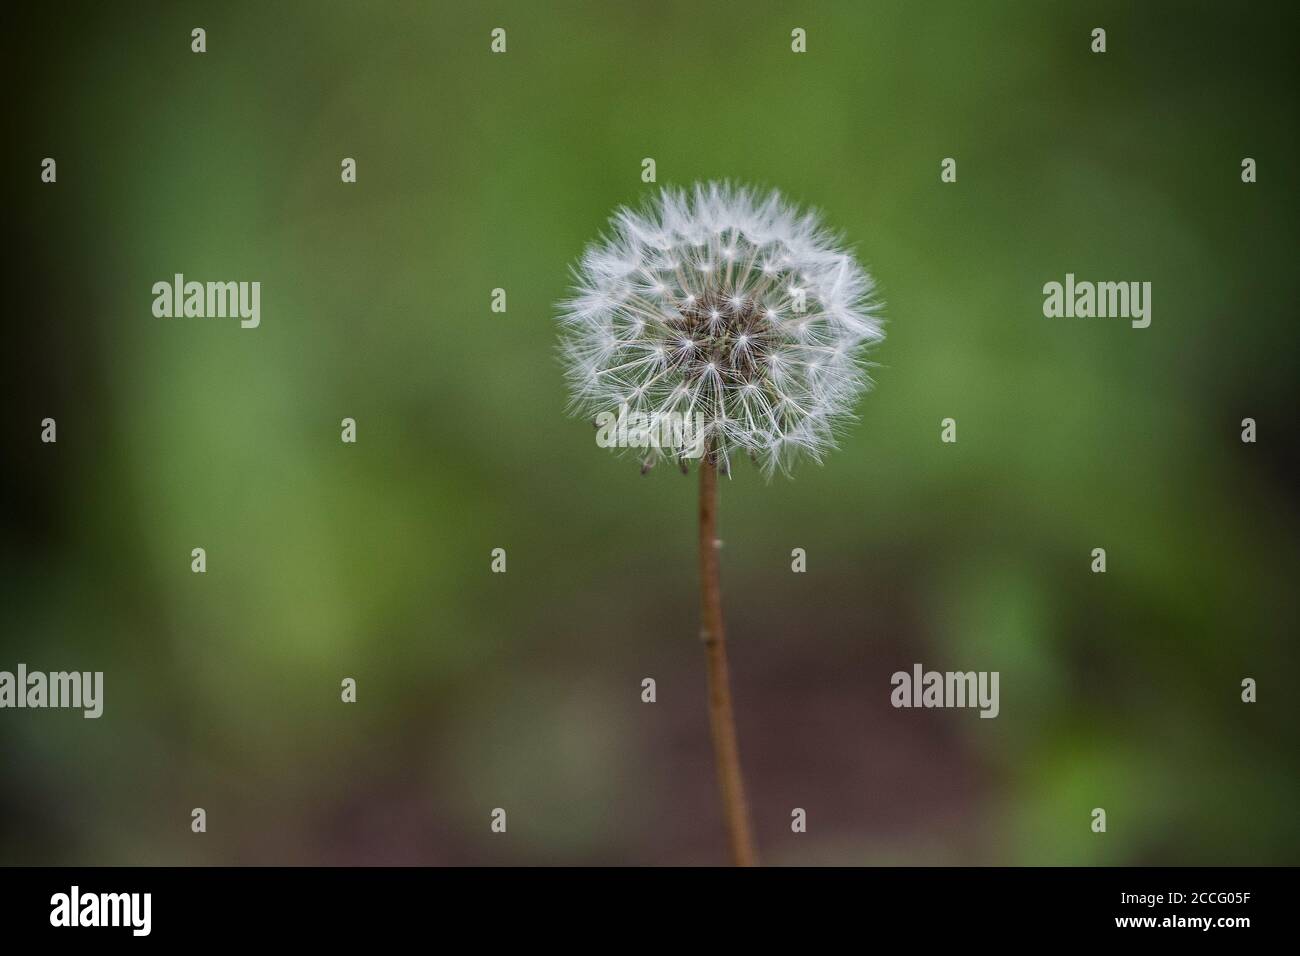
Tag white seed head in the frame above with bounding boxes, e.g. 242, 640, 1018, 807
558, 182, 884, 476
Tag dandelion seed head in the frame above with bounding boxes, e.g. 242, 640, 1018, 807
558, 182, 883, 475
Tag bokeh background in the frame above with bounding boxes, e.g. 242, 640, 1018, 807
3, 0, 1297, 865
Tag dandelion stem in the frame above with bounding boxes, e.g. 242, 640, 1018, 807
698, 447, 758, 866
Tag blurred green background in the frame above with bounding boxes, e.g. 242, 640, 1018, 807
3, 0, 1297, 865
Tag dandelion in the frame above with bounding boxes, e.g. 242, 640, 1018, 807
557, 183, 884, 865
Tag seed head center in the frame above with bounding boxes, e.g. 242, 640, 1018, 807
673, 289, 771, 380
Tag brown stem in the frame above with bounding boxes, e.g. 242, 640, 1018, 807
698, 449, 758, 866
